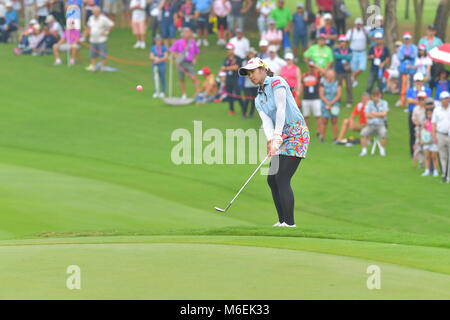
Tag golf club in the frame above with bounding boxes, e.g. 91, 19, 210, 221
215, 134, 288, 213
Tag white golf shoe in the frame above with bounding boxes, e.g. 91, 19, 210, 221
159, 92, 165, 98
379, 147, 386, 157
433, 170, 439, 177
273, 222, 282, 227
280, 222, 296, 227
421, 170, 430, 177
133, 41, 140, 48
359, 148, 368, 157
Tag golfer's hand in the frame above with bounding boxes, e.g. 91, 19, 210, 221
271, 135, 283, 155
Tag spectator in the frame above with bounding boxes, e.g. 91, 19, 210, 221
420, 104, 440, 177
195, 0, 213, 47
150, 34, 168, 98
418, 24, 443, 53
103, 0, 119, 21
269, 0, 291, 50
34, 24, 57, 55
35, 0, 49, 25
292, 3, 308, 60
14, 21, 36, 55
212, 0, 230, 45
299, 61, 322, 136
148, 0, 162, 41
261, 18, 282, 51
319, 69, 341, 143
159, 0, 177, 47
431, 91, 450, 183
368, 15, 384, 47
121, 0, 130, 28
221, 42, 244, 117
386, 40, 402, 94
406, 72, 432, 157
412, 91, 428, 168
258, 39, 269, 59
227, 0, 253, 35
346, 17, 370, 88
45, 14, 63, 41
0, 2, 17, 43
23, 0, 35, 25
332, 0, 349, 35
256, 0, 275, 34
280, 52, 301, 106
53, 25, 81, 66
304, 33, 333, 75
319, 13, 337, 47
434, 70, 450, 101
263, 45, 286, 76
179, 0, 198, 34
49, 0, 65, 26
242, 47, 258, 118
412, 44, 433, 87
366, 32, 390, 94
170, 27, 200, 99
83, 0, 100, 26
196, 66, 218, 103
215, 70, 228, 102
229, 27, 249, 60
337, 92, 370, 143
130, 0, 147, 48
333, 34, 353, 108
84, 6, 115, 72
316, 0, 332, 14
398, 31, 418, 105
359, 89, 389, 157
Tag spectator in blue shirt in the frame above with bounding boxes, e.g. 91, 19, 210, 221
159, 0, 178, 47
0, 2, 18, 43
194, 0, 213, 47
292, 3, 308, 60
366, 32, 390, 94
319, 13, 337, 47
398, 31, 418, 94
406, 72, 432, 156
368, 15, 384, 47
434, 70, 450, 101
150, 34, 168, 98
333, 34, 353, 108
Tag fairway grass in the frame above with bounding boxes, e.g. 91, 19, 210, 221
1, 9, 449, 299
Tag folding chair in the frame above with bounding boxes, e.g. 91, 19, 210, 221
371, 136, 382, 155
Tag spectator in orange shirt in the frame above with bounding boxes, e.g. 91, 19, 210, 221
337, 92, 369, 143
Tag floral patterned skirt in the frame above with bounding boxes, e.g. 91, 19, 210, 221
278, 121, 310, 158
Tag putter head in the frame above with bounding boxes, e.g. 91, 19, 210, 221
214, 207, 226, 213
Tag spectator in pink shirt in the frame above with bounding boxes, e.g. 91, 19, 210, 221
261, 18, 282, 51
212, 0, 231, 45
170, 27, 200, 99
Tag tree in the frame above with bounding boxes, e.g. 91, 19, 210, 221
306, 0, 313, 13
405, 0, 410, 19
413, 0, 425, 43
433, 0, 450, 41
359, 0, 370, 22
384, 0, 398, 54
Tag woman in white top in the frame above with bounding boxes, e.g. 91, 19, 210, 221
130, 0, 147, 48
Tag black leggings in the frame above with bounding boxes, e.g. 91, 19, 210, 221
267, 155, 302, 225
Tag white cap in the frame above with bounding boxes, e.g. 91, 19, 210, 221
413, 73, 424, 81
29, 18, 37, 25
268, 45, 277, 53
45, 15, 55, 23
259, 39, 269, 47
355, 17, 363, 25
323, 13, 333, 20
284, 52, 294, 60
218, 71, 227, 77
440, 91, 450, 99
418, 91, 428, 98
238, 57, 266, 76
376, 15, 383, 21
5, 1, 12, 7
374, 32, 383, 39
33, 23, 41, 30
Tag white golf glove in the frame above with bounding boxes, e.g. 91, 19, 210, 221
270, 134, 283, 155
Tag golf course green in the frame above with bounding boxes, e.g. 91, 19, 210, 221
0, 1, 449, 298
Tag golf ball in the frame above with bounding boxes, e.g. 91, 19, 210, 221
136, 85, 143, 91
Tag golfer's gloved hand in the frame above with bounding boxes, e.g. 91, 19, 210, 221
270, 134, 283, 155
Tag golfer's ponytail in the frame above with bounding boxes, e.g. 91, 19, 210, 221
266, 68, 274, 77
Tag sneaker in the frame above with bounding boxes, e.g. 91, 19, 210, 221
395, 100, 402, 107
54, 58, 62, 65
86, 64, 96, 72
133, 41, 140, 48
181, 93, 187, 100
196, 39, 202, 47
346, 103, 352, 108
360, 148, 368, 157
203, 39, 209, 46
159, 92, 165, 98
69, 58, 75, 66
280, 222, 296, 227
316, 132, 321, 138
421, 170, 430, 177
273, 222, 282, 227
379, 147, 386, 157
333, 138, 338, 145
320, 137, 324, 143
403, 108, 409, 113
140, 41, 146, 49
352, 80, 358, 88
153, 92, 158, 98
433, 170, 439, 177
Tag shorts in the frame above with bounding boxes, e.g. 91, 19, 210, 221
321, 103, 340, 118
90, 41, 107, 59
217, 16, 227, 30
302, 99, 321, 117
422, 144, 438, 153
227, 14, 243, 31
351, 50, 367, 72
177, 60, 195, 80
131, 20, 146, 35
59, 43, 80, 51
161, 19, 175, 39
293, 33, 307, 47
122, 0, 129, 11
197, 11, 210, 29
103, 1, 118, 14
350, 121, 364, 131
360, 125, 388, 139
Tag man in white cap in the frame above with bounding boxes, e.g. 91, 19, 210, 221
318, 12, 337, 47
0, 1, 17, 43
432, 91, 450, 183
263, 45, 286, 76
366, 32, 390, 94
45, 14, 63, 41
258, 39, 270, 59
345, 17, 370, 88
229, 28, 250, 60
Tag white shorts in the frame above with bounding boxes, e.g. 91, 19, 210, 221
422, 144, 438, 153
302, 99, 321, 117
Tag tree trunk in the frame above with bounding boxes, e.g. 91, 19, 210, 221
359, 0, 370, 22
384, 0, 398, 54
405, 0, 410, 20
413, 0, 425, 43
306, 0, 313, 13
245, 1, 259, 33
433, 0, 450, 41
374, 0, 381, 8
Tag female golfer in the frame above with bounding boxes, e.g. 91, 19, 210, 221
239, 57, 310, 227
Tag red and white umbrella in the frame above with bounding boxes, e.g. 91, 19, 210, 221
428, 43, 450, 65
